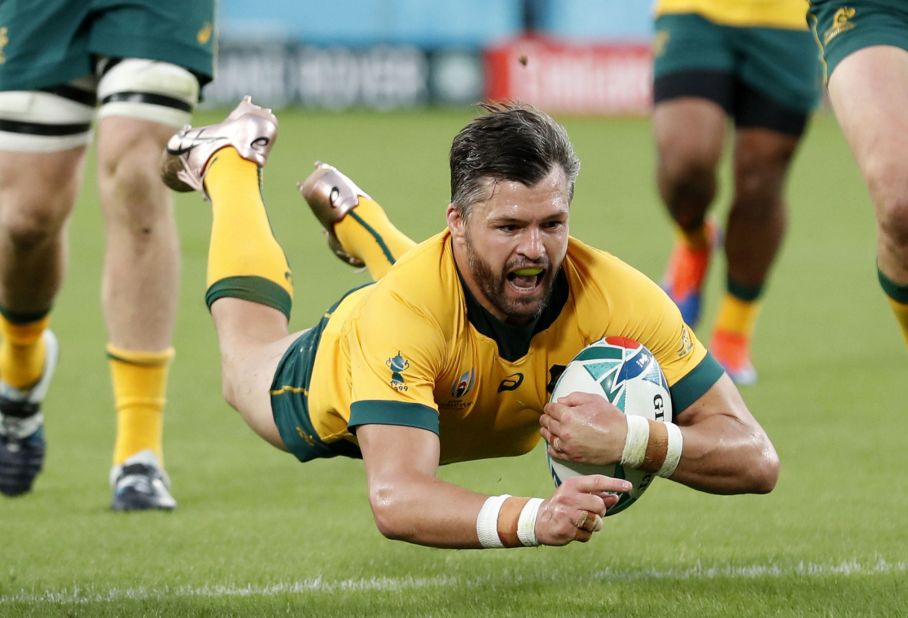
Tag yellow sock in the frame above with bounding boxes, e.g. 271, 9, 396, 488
335, 196, 416, 280
887, 298, 908, 346
714, 293, 761, 339
203, 147, 294, 317
109, 345, 174, 466
0, 314, 49, 389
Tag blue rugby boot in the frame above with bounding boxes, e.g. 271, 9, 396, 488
110, 449, 176, 512
0, 330, 58, 496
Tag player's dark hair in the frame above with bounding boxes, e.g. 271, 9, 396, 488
449, 102, 580, 216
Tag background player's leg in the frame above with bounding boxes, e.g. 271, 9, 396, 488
0, 84, 92, 497
829, 46, 908, 345
97, 117, 179, 473
653, 98, 726, 327
94, 57, 206, 510
712, 128, 800, 384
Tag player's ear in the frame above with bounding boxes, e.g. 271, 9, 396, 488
446, 203, 466, 242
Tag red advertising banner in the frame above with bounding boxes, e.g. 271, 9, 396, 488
485, 35, 653, 115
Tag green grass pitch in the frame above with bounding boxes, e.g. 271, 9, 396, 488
2, 108, 905, 616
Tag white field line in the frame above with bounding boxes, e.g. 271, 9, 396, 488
3, 559, 906, 604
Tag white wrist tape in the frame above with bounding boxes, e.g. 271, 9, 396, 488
620, 415, 650, 468
657, 422, 683, 478
476, 494, 510, 548
516, 497, 544, 547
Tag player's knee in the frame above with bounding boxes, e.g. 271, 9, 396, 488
660, 148, 716, 189
875, 194, 908, 250
734, 152, 790, 208
865, 161, 908, 248
103, 150, 167, 204
659, 157, 716, 226
100, 150, 172, 234
0, 190, 70, 249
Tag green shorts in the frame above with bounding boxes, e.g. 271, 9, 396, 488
270, 287, 367, 464
0, 0, 216, 91
654, 13, 821, 115
809, 0, 908, 81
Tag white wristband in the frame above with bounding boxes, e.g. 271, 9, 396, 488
476, 494, 510, 548
657, 422, 683, 478
620, 415, 650, 468
516, 497, 544, 547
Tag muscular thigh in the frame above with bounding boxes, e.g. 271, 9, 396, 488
828, 46, 908, 203
652, 99, 726, 173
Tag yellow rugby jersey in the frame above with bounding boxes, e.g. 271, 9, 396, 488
306, 230, 722, 465
656, 0, 809, 29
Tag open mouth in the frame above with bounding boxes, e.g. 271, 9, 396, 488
506, 266, 545, 292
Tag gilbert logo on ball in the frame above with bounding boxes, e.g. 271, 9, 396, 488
547, 336, 672, 516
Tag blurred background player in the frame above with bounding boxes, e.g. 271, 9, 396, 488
652, 0, 820, 384
0, 1, 216, 509
809, 1, 908, 346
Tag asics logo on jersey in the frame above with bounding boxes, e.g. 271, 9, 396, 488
497, 373, 524, 392
824, 7, 856, 45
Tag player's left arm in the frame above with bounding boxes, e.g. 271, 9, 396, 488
665, 373, 779, 494
541, 376, 779, 495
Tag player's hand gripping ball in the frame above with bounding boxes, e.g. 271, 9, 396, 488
547, 336, 672, 515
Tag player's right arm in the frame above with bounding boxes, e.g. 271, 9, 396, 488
356, 422, 631, 548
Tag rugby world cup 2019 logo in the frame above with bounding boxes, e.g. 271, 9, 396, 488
450, 368, 475, 398
387, 352, 409, 392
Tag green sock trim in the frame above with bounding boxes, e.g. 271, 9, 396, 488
0, 305, 51, 324
205, 276, 292, 319
878, 267, 908, 303
348, 210, 397, 266
726, 277, 763, 302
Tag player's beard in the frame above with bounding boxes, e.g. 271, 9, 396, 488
465, 239, 554, 324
